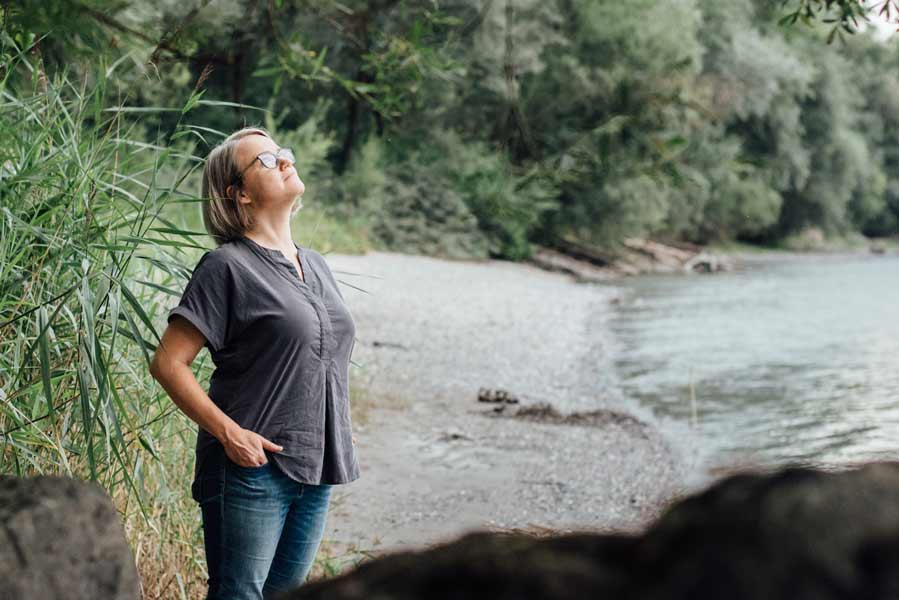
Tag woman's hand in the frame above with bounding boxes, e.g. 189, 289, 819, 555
222, 425, 283, 467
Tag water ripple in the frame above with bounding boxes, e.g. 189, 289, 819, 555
609, 253, 899, 476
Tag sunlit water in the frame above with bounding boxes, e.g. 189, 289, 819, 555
608, 252, 899, 477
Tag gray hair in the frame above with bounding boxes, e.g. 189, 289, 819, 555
201, 126, 302, 246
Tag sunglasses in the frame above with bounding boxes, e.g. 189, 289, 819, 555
233, 148, 296, 185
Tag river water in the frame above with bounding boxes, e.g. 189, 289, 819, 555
608, 252, 899, 478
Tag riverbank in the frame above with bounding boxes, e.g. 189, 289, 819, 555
317, 250, 685, 566
710, 232, 899, 256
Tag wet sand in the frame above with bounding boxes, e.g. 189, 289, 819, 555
318, 250, 685, 556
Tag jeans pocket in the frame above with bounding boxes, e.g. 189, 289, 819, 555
191, 473, 223, 504
226, 458, 277, 489
229, 460, 272, 473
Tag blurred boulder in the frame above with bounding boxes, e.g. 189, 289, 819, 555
283, 463, 899, 600
0, 475, 139, 600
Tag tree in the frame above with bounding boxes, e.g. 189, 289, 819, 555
780, 0, 899, 43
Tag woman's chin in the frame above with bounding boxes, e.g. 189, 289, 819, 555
288, 179, 305, 198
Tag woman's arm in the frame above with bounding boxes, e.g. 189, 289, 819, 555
149, 317, 282, 467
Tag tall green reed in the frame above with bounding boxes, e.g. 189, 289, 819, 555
0, 36, 371, 595
0, 40, 227, 598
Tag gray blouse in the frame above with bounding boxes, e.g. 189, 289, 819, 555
167, 235, 360, 496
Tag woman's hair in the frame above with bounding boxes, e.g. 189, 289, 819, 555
201, 126, 303, 247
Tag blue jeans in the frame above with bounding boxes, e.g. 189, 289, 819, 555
193, 455, 333, 600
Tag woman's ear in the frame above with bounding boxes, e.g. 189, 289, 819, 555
226, 184, 251, 205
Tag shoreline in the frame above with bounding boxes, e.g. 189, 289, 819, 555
319, 249, 686, 559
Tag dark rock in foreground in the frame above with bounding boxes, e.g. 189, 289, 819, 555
0, 475, 140, 600
283, 463, 899, 600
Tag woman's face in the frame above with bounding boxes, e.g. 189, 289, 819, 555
233, 134, 305, 208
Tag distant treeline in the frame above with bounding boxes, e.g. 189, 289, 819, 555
8, 0, 899, 258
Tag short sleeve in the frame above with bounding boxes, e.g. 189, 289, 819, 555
167, 251, 232, 352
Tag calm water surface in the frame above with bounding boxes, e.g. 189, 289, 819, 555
609, 252, 899, 476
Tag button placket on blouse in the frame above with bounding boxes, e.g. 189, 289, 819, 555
270, 253, 337, 363
308, 291, 334, 361
240, 238, 339, 365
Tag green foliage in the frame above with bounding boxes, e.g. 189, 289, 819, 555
418, 130, 557, 259
332, 133, 488, 258
471, 0, 568, 99
12, 0, 899, 255
709, 172, 785, 239
337, 135, 389, 215
577, 0, 703, 74
370, 171, 490, 259
263, 99, 338, 203
779, 0, 899, 44
775, 49, 885, 235
523, 0, 705, 248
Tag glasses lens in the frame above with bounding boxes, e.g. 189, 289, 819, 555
278, 148, 296, 165
258, 153, 277, 169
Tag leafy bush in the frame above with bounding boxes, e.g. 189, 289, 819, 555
369, 168, 490, 259
433, 130, 557, 260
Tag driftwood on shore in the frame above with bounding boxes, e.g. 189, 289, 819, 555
530, 237, 733, 281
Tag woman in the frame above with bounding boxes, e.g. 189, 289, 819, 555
149, 127, 360, 600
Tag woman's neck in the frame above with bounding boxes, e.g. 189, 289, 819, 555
245, 220, 294, 251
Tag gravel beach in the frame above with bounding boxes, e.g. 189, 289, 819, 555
318, 250, 686, 556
